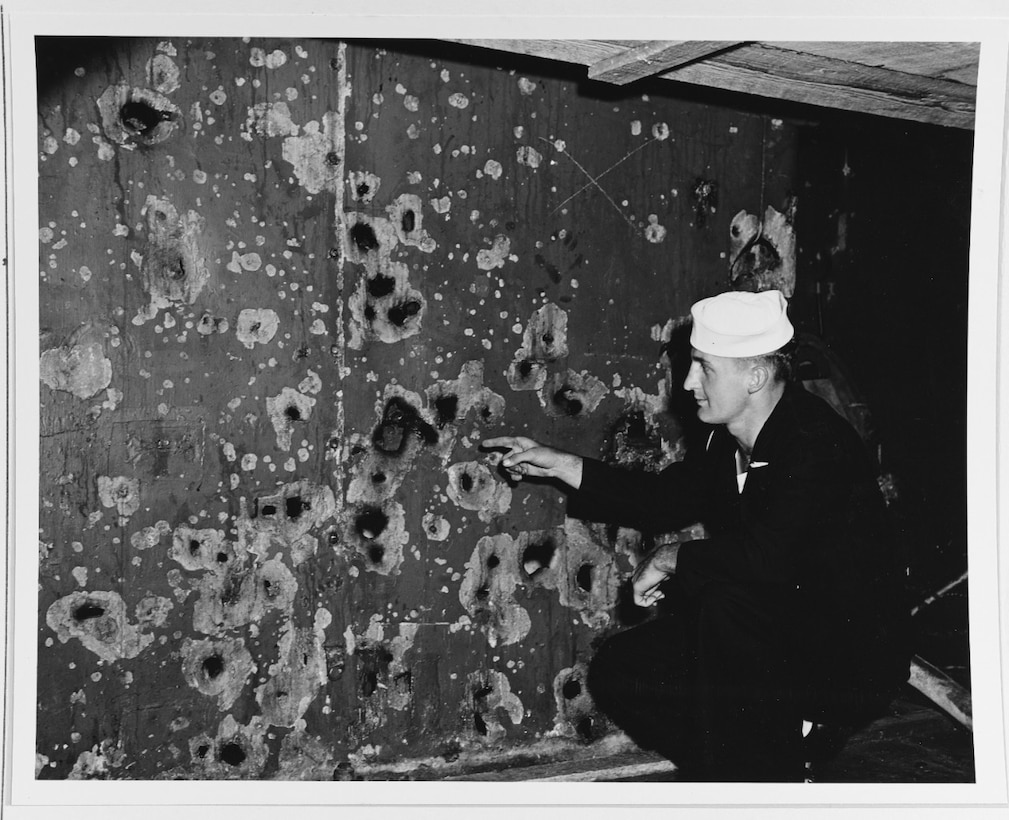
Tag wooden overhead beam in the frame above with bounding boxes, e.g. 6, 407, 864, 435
586, 40, 746, 85
662, 43, 976, 129
446, 39, 976, 129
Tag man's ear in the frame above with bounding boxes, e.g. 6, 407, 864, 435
748, 364, 770, 394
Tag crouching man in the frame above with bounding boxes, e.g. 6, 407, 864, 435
483, 290, 909, 781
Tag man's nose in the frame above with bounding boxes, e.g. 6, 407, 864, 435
683, 364, 698, 392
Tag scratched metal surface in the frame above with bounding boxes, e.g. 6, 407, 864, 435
36, 37, 795, 779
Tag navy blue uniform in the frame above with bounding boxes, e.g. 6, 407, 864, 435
577, 383, 910, 780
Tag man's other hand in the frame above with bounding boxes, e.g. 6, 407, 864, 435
481, 436, 583, 490
631, 543, 681, 608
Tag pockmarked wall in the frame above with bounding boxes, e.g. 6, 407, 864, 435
36, 37, 797, 779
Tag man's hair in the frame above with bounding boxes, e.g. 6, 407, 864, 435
737, 339, 797, 384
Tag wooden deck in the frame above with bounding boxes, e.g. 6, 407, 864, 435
444, 689, 974, 783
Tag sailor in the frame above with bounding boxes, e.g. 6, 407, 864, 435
484, 289, 909, 781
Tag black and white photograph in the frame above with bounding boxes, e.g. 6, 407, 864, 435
3, 2, 1008, 817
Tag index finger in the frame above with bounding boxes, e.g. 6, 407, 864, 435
481, 436, 533, 452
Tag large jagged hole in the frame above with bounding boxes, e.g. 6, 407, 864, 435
350, 222, 379, 252
73, 602, 105, 621
387, 299, 421, 327
218, 743, 246, 766
120, 99, 171, 137
562, 678, 582, 699
434, 394, 459, 428
202, 654, 224, 680
367, 273, 396, 299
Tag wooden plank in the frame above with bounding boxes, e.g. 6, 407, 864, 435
442, 749, 676, 781
448, 38, 644, 66
908, 655, 972, 730
766, 41, 979, 85
661, 43, 975, 128
587, 40, 746, 85
446, 39, 976, 128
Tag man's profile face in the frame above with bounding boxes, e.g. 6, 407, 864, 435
682, 348, 751, 426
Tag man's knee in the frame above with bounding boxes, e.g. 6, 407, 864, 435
694, 581, 778, 640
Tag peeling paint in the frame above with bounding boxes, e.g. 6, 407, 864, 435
346, 214, 427, 349
459, 533, 530, 647
255, 608, 330, 726
181, 636, 256, 708
266, 386, 317, 451
344, 499, 408, 576
245, 101, 299, 138
539, 369, 608, 418
239, 480, 337, 567
446, 461, 511, 522
235, 308, 279, 349
97, 475, 141, 518
169, 526, 232, 573
186, 714, 270, 779
425, 360, 505, 460
68, 739, 126, 780
467, 669, 524, 742
422, 512, 450, 541
729, 205, 796, 296
276, 728, 336, 779
550, 662, 604, 741
147, 53, 181, 95
644, 214, 667, 243
282, 112, 342, 194
97, 84, 181, 147
132, 196, 210, 325
135, 595, 173, 627
46, 590, 155, 662
387, 193, 436, 252
250, 48, 288, 69
476, 234, 511, 271
516, 146, 542, 168
39, 322, 113, 399
349, 170, 381, 203
508, 302, 568, 391
192, 554, 298, 635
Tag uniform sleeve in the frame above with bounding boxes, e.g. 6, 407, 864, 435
570, 456, 709, 533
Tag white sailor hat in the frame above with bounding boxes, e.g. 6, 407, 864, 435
689, 290, 794, 357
